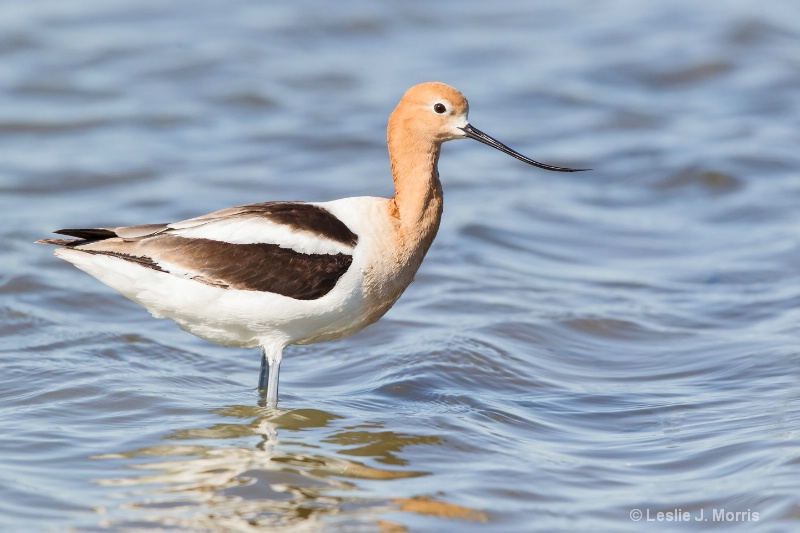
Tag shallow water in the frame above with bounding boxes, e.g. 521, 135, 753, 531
3, 0, 800, 531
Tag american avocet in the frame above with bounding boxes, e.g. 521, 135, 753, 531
37, 82, 586, 405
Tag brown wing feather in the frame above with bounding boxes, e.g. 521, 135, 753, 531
236, 203, 358, 247
174, 202, 358, 247
76, 234, 353, 300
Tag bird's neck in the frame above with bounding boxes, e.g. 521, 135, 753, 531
387, 126, 444, 259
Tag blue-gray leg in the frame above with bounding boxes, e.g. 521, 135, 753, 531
258, 345, 282, 406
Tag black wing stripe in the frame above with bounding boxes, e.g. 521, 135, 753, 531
54, 228, 117, 240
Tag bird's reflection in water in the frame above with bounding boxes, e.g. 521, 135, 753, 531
92, 404, 487, 531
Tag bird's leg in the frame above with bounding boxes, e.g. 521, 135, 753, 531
258, 348, 269, 391
258, 345, 283, 406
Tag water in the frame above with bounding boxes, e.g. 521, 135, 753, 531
2, 0, 800, 531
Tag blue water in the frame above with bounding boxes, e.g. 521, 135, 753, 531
2, 1, 800, 531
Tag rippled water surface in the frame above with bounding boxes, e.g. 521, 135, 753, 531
3, 1, 800, 531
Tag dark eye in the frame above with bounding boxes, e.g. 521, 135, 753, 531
433, 103, 446, 114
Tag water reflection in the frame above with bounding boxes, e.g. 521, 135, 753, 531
92, 405, 486, 530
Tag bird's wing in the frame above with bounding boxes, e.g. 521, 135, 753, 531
39, 201, 359, 300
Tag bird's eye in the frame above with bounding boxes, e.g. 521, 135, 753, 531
433, 103, 447, 114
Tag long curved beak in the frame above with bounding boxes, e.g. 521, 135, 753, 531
459, 124, 589, 172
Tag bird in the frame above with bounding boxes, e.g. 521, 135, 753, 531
37, 82, 586, 406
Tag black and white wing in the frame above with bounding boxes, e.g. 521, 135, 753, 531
38, 202, 359, 301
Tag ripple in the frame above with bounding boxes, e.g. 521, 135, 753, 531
0, 117, 110, 134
